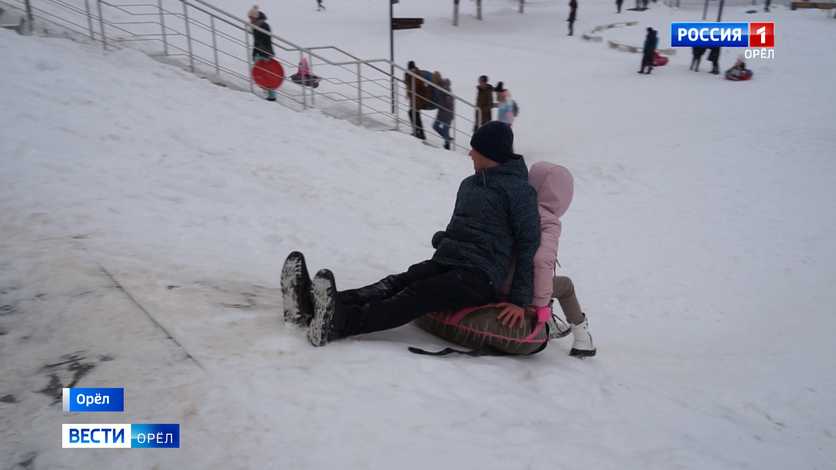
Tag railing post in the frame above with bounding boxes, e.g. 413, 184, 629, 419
97, 0, 107, 50
451, 102, 457, 151
394, 74, 400, 131
158, 0, 168, 56
308, 52, 315, 106
211, 15, 219, 77
300, 51, 307, 109
182, 1, 194, 72
357, 62, 363, 125
84, 0, 95, 39
244, 28, 253, 93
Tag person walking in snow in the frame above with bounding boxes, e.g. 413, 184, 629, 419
474, 75, 494, 133
494, 82, 518, 127
707, 46, 721, 75
248, 6, 277, 101
690, 46, 706, 72
316, 0, 325, 11
527, 162, 596, 357
404, 60, 428, 140
567, 0, 578, 36
433, 78, 455, 150
616, 0, 623, 13
285, 122, 541, 347
638, 27, 657, 74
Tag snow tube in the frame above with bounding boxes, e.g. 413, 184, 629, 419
414, 305, 549, 355
290, 72, 321, 88
653, 51, 668, 66
252, 59, 284, 90
725, 69, 753, 81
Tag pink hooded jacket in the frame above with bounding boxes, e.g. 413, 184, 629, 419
529, 162, 574, 306
498, 162, 574, 306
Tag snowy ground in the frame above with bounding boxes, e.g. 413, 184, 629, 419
2, 0, 836, 468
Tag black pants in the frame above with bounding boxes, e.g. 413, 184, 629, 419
568, 20, 575, 36
409, 108, 425, 139
336, 260, 495, 338
690, 56, 701, 71
474, 107, 491, 133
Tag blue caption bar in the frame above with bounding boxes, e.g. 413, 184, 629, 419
131, 424, 180, 448
63, 388, 125, 413
671, 22, 749, 47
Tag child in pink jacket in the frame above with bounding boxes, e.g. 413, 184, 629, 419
529, 162, 596, 357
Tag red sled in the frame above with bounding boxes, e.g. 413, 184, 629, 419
252, 59, 284, 90
653, 51, 669, 66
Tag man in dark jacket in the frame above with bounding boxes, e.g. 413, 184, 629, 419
405, 60, 428, 140
304, 122, 541, 346
474, 75, 494, 133
616, 0, 623, 13
568, 0, 578, 36
638, 27, 656, 74
248, 7, 276, 101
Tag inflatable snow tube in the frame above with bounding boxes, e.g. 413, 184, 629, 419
291, 73, 321, 88
414, 305, 549, 355
725, 69, 753, 81
653, 51, 669, 66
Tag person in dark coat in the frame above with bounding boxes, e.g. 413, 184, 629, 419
304, 122, 542, 346
616, 0, 623, 13
690, 46, 706, 71
248, 6, 276, 101
638, 27, 657, 74
433, 78, 455, 150
474, 75, 494, 133
567, 0, 578, 36
404, 60, 427, 140
316, 0, 325, 11
707, 46, 721, 75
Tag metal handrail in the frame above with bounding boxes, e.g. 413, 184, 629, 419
9, 0, 480, 151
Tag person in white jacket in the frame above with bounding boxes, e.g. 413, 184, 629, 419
494, 81, 518, 127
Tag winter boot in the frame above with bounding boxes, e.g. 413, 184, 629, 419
281, 251, 314, 326
307, 269, 343, 347
569, 315, 596, 357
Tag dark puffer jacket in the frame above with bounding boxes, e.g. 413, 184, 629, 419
431, 157, 541, 307
252, 12, 274, 58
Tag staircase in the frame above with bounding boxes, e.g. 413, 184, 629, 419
0, 0, 481, 151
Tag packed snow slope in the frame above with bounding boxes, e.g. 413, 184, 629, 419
2, 1, 836, 469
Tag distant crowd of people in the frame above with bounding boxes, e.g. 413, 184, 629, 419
404, 61, 519, 150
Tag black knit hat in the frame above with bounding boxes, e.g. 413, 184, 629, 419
470, 121, 521, 164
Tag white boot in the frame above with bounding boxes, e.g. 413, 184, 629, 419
570, 315, 596, 357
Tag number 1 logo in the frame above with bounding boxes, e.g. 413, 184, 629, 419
749, 22, 775, 48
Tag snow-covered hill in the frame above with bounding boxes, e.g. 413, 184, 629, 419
1, 1, 835, 468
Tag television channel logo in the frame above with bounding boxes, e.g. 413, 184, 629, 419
62, 424, 180, 449
671, 22, 774, 58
